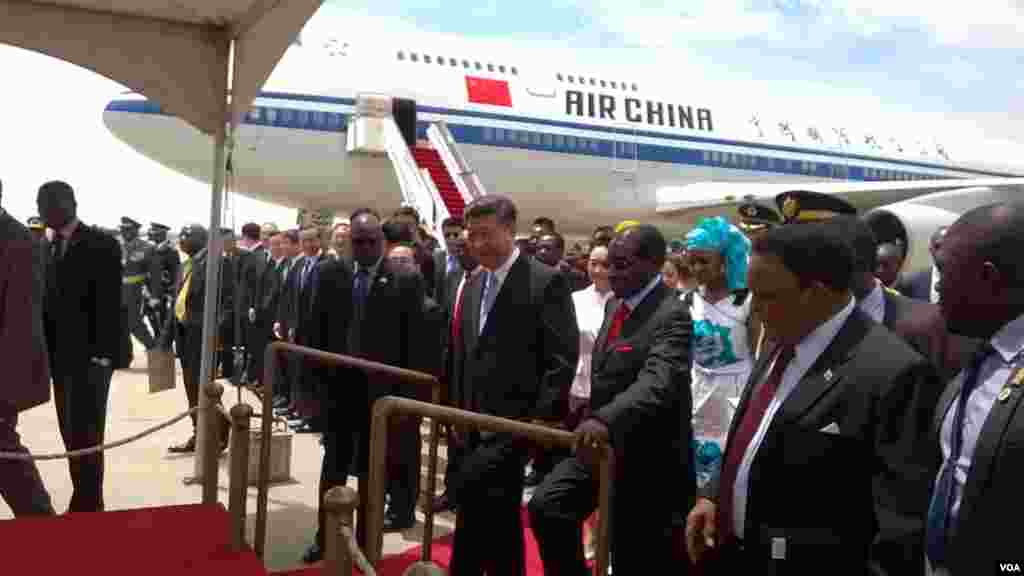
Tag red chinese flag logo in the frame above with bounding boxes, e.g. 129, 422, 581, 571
465, 76, 512, 107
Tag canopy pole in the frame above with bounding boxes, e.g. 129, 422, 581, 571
194, 119, 228, 502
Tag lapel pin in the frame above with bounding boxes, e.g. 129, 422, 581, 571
824, 369, 833, 382
999, 387, 1012, 403
1011, 367, 1024, 387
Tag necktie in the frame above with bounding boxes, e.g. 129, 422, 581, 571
175, 258, 194, 322
925, 344, 996, 567
451, 271, 471, 346
353, 268, 370, 311
718, 345, 796, 542
605, 301, 630, 345
301, 258, 313, 291
479, 271, 498, 334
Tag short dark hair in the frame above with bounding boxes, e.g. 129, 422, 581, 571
442, 216, 464, 229
464, 195, 518, 228
619, 224, 666, 265
829, 216, 877, 274
382, 220, 415, 244
752, 222, 853, 292
393, 206, 420, 220
532, 217, 556, 231
38, 180, 76, 202
350, 207, 381, 223
241, 222, 262, 241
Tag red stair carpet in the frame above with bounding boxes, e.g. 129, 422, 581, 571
0, 504, 267, 576
275, 507, 572, 576
412, 147, 465, 219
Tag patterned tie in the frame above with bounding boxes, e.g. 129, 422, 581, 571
605, 301, 630, 345
925, 344, 996, 568
717, 345, 796, 542
479, 271, 498, 334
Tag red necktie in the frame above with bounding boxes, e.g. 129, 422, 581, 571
717, 346, 795, 542
605, 301, 630, 345
451, 272, 471, 346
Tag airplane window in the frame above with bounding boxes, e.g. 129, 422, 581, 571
488, 64, 495, 72
397, 51, 405, 60
499, 65, 506, 73
483, 127, 493, 141
450, 58, 457, 66
424, 55, 432, 63
590, 140, 599, 152
521, 131, 530, 143
410, 53, 418, 62
265, 108, 277, 123
554, 134, 564, 147
567, 136, 576, 148
280, 109, 292, 123
296, 110, 308, 126
702, 151, 710, 162
511, 67, 518, 75
531, 132, 541, 145
543, 134, 553, 147
493, 128, 503, 141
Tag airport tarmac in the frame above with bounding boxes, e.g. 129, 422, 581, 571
0, 346, 455, 572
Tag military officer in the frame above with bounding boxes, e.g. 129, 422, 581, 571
148, 222, 180, 342
775, 189, 858, 224
119, 217, 160, 352
736, 195, 782, 239
27, 216, 48, 242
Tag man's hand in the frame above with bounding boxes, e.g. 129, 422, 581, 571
685, 498, 718, 565
573, 418, 610, 468
273, 322, 282, 339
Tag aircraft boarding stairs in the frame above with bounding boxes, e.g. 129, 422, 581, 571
347, 94, 486, 232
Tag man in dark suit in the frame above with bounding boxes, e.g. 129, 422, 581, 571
448, 195, 579, 575
924, 202, 1024, 575
529, 224, 695, 575
897, 226, 947, 302
233, 223, 268, 386
0, 184, 55, 516
160, 224, 230, 454
290, 227, 328, 432
432, 216, 464, 303
686, 222, 941, 575
273, 230, 305, 420
301, 209, 428, 563
38, 180, 122, 513
147, 222, 180, 343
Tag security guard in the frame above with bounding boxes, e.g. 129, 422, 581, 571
775, 189, 857, 224
119, 217, 160, 351
148, 222, 180, 342
735, 195, 782, 239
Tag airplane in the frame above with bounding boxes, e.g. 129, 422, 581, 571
102, 29, 1024, 274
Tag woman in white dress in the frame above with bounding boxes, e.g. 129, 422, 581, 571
684, 216, 759, 448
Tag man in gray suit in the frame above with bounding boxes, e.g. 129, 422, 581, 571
0, 180, 55, 516
925, 202, 1024, 575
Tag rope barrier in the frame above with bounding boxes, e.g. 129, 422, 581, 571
0, 406, 200, 461
340, 525, 377, 576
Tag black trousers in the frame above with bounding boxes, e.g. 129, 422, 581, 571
176, 322, 229, 437
386, 415, 421, 521
449, 434, 529, 576
528, 455, 679, 575
0, 410, 54, 517
122, 285, 156, 350
52, 362, 112, 512
316, 417, 363, 550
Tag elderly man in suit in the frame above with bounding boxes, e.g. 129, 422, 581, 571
924, 202, 1024, 575
529, 224, 695, 575
39, 180, 122, 513
448, 195, 579, 575
686, 221, 941, 575
0, 182, 55, 516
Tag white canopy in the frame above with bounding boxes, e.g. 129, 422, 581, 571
0, 0, 322, 136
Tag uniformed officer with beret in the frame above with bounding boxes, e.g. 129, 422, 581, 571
119, 217, 160, 354
735, 195, 782, 239
148, 222, 180, 342
774, 189, 857, 224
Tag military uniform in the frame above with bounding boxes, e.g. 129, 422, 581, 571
119, 217, 160, 351
148, 222, 180, 342
774, 189, 857, 224
736, 195, 782, 237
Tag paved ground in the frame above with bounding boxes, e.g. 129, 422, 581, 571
0, 344, 455, 572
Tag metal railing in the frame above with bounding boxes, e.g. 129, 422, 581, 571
366, 396, 615, 575
427, 122, 487, 203
254, 341, 441, 559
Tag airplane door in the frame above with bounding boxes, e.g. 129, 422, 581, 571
611, 124, 640, 202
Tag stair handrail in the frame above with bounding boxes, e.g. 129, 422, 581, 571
419, 167, 451, 241
381, 117, 437, 222
427, 122, 487, 203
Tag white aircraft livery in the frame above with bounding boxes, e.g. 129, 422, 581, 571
103, 31, 1024, 246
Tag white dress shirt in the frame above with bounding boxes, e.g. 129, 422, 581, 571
479, 247, 520, 333
859, 279, 886, 324
936, 313, 1024, 525
570, 284, 614, 399
731, 296, 856, 539
622, 274, 663, 312
929, 265, 941, 304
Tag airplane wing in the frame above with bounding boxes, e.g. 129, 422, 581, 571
654, 177, 1024, 216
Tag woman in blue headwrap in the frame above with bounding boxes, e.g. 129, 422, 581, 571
683, 216, 760, 448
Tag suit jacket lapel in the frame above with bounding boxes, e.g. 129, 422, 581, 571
464, 271, 483, 353
478, 256, 528, 342
776, 310, 870, 424
618, 283, 667, 342
592, 298, 617, 369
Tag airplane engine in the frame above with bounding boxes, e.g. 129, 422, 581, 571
865, 186, 1021, 275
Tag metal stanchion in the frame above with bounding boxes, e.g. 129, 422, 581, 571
324, 486, 358, 576
228, 403, 253, 551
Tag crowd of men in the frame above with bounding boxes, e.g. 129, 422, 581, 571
3, 175, 1024, 576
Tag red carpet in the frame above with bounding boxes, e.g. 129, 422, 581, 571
275, 507, 567, 576
0, 504, 267, 576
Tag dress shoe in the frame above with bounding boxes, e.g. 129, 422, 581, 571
169, 436, 196, 453
430, 493, 455, 513
301, 542, 323, 564
383, 512, 415, 532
